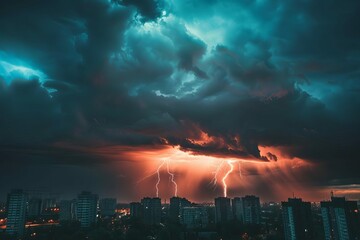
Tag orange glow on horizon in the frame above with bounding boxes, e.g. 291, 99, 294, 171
55, 142, 360, 202
105, 144, 317, 201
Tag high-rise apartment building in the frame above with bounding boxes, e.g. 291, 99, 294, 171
6, 189, 27, 238
214, 197, 232, 223
181, 206, 209, 229
241, 195, 261, 224
99, 198, 116, 217
76, 191, 98, 228
282, 198, 313, 240
59, 200, 76, 221
169, 196, 191, 221
321, 197, 360, 240
130, 202, 143, 218
232, 197, 243, 222
28, 197, 42, 219
141, 197, 161, 225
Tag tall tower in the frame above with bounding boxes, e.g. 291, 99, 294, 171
76, 191, 98, 228
181, 206, 209, 229
99, 198, 117, 217
232, 197, 243, 221
130, 202, 143, 218
59, 200, 76, 221
27, 197, 42, 219
169, 196, 191, 221
141, 197, 161, 225
214, 197, 232, 223
321, 197, 360, 240
6, 189, 28, 238
282, 198, 313, 240
241, 195, 261, 224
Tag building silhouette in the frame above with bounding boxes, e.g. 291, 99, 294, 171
41, 198, 56, 213
181, 206, 209, 229
99, 198, 117, 217
6, 189, 27, 238
130, 202, 143, 218
59, 200, 76, 221
232, 197, 243, 222
321, 197, 360, 240
214, 197, 232, 223
76, 191, 98, 228
282, 198, 313, 240
141, 197, 161, 225
28, 197, 42, 219
241, 195, 261, 224
169, 196, 191, 221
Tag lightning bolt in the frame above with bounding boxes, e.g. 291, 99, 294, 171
156, 160, 166, 197
222, 160, 235, 197
167, 161, 178, 197
211, 160, 225, 187
238, 162, 243, 179
155, 159, 178, 197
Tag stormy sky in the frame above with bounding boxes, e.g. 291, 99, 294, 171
0, 0, 359, 202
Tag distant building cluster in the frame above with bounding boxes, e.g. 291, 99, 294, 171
1, 190, 118, 238
214, 196, 261, 224
1, 189, 359, 240
127, 195, 262, 230
126, 195, 360, 240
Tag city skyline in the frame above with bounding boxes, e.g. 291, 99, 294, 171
1, 189, 359, 239
1, 0, 360, 204
0, 188, 356, 205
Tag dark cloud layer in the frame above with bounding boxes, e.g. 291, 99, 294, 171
0, 0, 360, 199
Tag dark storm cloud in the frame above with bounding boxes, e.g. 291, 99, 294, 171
0, 0, 360, 193
117, 0, 164, 21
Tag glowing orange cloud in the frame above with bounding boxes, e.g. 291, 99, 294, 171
112, 145, 317, 201
54, 142, 360, 202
